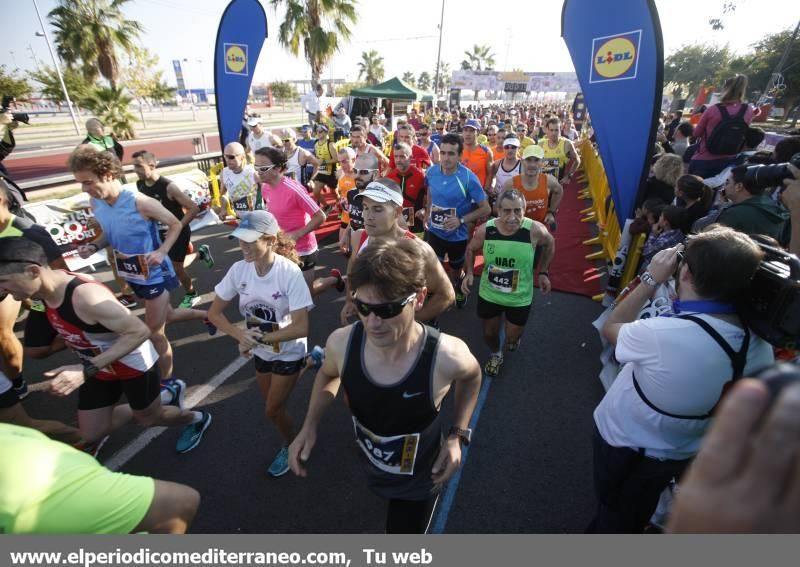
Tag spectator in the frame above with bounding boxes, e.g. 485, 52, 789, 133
639, 205, 688, 271
675, 174, 714, 229
332, 107, 352, 141
630, 198, 666, 237
718, 165, 788, 241
592, 227, 775, 533
665, 110, 683, 142
81, 118, 123, 160
637, 153, 682, 208
671, 122, 694, 159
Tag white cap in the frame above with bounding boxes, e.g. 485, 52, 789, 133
247, 116, 261, 127
355, 181, 403, 207
229, 210, 280, 242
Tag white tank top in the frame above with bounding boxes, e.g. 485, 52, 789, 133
494, 159, 521, 191
286, 147, 306, 182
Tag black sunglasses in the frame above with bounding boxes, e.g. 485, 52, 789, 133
225, 154, 240, 160
353, 292, 416, 319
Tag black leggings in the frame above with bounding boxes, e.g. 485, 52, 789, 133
385, 496, 438, 534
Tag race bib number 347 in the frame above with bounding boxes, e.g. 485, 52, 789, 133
353, 417, 420, 475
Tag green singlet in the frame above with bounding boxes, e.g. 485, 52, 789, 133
478, 218, 535, 307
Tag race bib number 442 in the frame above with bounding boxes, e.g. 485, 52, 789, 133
487, 266, 519, 293
353, 417, 420, 475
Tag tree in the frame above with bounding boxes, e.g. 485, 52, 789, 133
402, 72, 416, 86
0, 66, 33, 100
121, 46, 160, 103
433, 62, 451, 94
30, 65, 92, 107
48, 0, 143, 89
358, 50, 385, 86
271, 0, 358, 87
663, 44, 733, 97
148, 80, 177, 115
417, 72, 431, 91
460, 44, 496, 71
334, 81, 366, 97
270, 81, 296, 101
82, 86, 136, 139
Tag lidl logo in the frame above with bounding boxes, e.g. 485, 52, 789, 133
224, 43, 248, 76
589, 30, 641, 84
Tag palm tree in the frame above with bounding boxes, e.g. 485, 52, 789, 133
358, 50, 385, 86
83, 86, 137, 139
48, 0, 143, 89
148, 80, 177, 117
460, 44, 496, 71
417, 72, 431, 91
271, 0, 358, 87
434, 62, 451, 94
402, 71, 416, 86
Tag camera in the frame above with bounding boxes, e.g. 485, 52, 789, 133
757, 363, 800, 403
742, 152, 800, 190
1, 95, 30, 125
740, 240, 800, 348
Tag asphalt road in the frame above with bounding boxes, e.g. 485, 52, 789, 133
16, 223, 605, 533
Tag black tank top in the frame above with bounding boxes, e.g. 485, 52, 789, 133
137, 176, 184, 220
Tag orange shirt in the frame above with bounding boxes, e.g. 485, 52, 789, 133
491, 146, 505, 162
512, 174, 549, 223
461, 144, 492, 188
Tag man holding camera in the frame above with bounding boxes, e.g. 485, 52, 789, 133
590, 227, 775, 533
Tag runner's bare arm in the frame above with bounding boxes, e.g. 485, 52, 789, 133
415, 241, 455, 321
339, 229, 362, 325
304, 150, 321, 180
289, 327, 348, 477
460, 223, 486, 296
166, 181, 200, 225
463, 198, 491, 225
546, 174, 563, 214
258, 307, 309, 344
207, 294, 261, 353
563, 139, 580, 181
285, 209, 325, 243
135, 193, 181, 264
530, 220, 554, 294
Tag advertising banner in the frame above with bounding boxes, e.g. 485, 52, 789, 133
561, 0, 664, 221
214, 0, 269, 146
450, 71, 580, 93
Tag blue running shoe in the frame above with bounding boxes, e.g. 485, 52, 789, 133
176, 411, 212, 454
162, 378, 186, 409
268, 446, 290, 477
204, 317, 217, 336
307, 346, 325, 370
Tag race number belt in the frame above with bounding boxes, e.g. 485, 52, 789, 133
430, 206, 456, 231
113, 250, 150, 283
402, 207, 415, 226
233, 196, 252, 213
352, 417, 420, 476
487, 265, 519, 293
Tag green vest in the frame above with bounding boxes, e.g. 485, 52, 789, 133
479, 218, 535, 307
86, 134, 115, 153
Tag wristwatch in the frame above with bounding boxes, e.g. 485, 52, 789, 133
83, 362, 100, 380
459, 217, 465, 225
640, 271, 658, 287
448, 426, 472, 446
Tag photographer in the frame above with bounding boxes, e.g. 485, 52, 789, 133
590, 227, 775, 533
0, 110, 18, 178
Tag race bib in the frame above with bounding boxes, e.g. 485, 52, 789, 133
402, 207, 415, 226
487, 265, 519, 293
349, 203, 364, 230
233, 196, 252, 213
352, 417, 420, 476
114, 250, 150, 283
543, 158, 560, 175
430, 206, 456, 231
246, 316, 280, 353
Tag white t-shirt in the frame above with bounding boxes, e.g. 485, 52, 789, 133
594, 314, 774, 460
247, 130, 276, 153
214, 255, 314, 362
221, 165, 258, 202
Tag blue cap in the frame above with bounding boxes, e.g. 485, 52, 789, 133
464, 118, 481, 130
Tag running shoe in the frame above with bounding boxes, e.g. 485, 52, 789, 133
204, 317, 217, 336
268, 446, 290, 477
484, 353, 504, 377
197, 244, 215, 268
329, 268, 345, 293
176, 411, 212, 454
179, 291, 201, 309
307, 345, 325, 370
75, 435, 110, 459
506, 338, 521, 352
11, 376, 29, 400
161, 378, 186, 409
455, 290, 467, 309
117, 294, 138, 309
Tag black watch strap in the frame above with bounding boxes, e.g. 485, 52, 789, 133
448, 426, 472, 446
83, 363, 100, 380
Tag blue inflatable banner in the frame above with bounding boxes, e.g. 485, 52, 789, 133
561, 0, 663, 221
214, 0, 268, 147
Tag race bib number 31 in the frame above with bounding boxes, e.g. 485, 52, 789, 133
430, 206, 455, 231
353, 417, 420, 475
114, 250, 150, 283
488, 266, 519, 293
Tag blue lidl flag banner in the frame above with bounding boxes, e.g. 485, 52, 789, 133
561, 0, 663, 222
214, 0, 268, 147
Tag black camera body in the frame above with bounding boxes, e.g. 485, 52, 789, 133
740, 241, 800, 348
743, 152, 800, 190
1, 95, 30, 125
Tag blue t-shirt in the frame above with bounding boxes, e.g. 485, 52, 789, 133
297, 138, 317, 152
425, 164, 486, 242
431, 133, 443, 146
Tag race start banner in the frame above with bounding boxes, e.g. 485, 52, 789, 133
214, 0, 269, 146
561, 0, 664, 222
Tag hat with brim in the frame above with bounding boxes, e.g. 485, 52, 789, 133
522, 145, 545, 160
229, 210, 280, 242
503, 137, 521, 148
355, 181, 403, 207
247, 116, 261, 126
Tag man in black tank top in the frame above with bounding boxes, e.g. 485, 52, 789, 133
289, 238, 482, 533
132, 151, 214, 309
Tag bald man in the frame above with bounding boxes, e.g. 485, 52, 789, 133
219, 142, 260, 220
81, 118, 124, 160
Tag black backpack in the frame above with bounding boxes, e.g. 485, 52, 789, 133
706, 103, 748, 155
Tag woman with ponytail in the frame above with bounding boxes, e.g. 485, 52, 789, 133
675, 174, 714, 229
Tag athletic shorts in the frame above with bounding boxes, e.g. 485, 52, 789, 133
129, 275, 180, 300
254, 356, 304, 376
160, 225, 192, 263
424, 232, 468, 269
476, 295, 533, 326
314, 173, 338, 189
78, 364, 161, 411
0, 377, 19, 409
299, 250, 319, 272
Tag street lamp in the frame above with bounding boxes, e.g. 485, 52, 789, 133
32, 0, 81, 134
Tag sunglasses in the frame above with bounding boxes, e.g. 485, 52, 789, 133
355, 168, 378, 175
353, 292, 417, 319
225, 154, 241, 160
282, 138, 292, 142
254, 164, 278, 173
504, 145, 517, 149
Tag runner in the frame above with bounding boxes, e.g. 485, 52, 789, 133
514, 123, 536, 151
339, 153, 377, 257
461, 188, 555, 377
538, 117, 580, 184
289, 238, 482, 533
132, 150, 215, 309
350, 125, 390, 171
339, 178, 454, 325
336, 147, 358, 254
487, 135, 521, 202
70, 147, 209, 387
281, 128, 320, 186
208, 211, 313, 477
0, 237, 212, 454
245, 116, 281, 159
460, 119, 493, 192
487, 125, 504, 161
503, 145, 563, 230
386, 142, 427, 232
219, 142, 260, 220
255, 147, 343, 296
416, 124, 440, 166
425, 133, 491, 308
311, 124, 339, 211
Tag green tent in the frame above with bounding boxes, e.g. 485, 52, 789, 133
351, 77, 433, 101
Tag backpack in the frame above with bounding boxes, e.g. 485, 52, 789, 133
706, 103, 748, 156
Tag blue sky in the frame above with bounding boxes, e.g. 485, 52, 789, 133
4, 0, 796, 92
